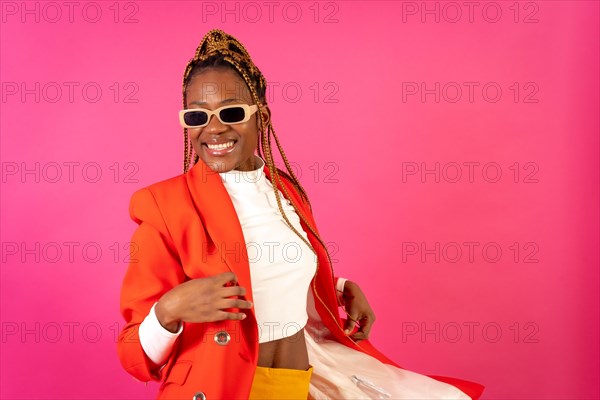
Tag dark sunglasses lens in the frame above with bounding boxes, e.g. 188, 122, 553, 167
184, 111, 208, 126
219, 107, 246, 123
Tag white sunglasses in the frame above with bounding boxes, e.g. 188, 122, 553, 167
179, 104, 259, 128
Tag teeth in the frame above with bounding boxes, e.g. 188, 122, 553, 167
207, 141, 234, 150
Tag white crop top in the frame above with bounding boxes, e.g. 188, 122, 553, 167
137, 155, 330, 366
219, 155, 317, 343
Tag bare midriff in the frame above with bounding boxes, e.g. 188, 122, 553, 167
257, 329, 309, 370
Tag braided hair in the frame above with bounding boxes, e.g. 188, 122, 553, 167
181, 29, 336, 275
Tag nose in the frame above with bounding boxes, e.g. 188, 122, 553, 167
204, 112, 227, 134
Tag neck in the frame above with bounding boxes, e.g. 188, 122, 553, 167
218, 155, 265, 182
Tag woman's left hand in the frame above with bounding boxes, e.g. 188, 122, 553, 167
342, 280, 376, 342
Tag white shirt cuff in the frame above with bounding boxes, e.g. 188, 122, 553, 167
336, 277, 347, 305
138, 302, 183, 366
336, 277, 347, 293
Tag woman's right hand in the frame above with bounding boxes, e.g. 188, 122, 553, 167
154, 271, 252, 333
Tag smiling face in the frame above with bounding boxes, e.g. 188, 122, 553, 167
185, 68, 269, 173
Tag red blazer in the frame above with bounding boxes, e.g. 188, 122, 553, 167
117, 159, 485, 399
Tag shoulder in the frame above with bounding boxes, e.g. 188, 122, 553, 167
128, 173, 189, 226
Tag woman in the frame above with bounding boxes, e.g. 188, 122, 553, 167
117, 29, 485, 400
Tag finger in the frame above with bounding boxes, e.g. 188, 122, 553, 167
217, 298, 253, 310
213, 271, 238, 285
344, 313, 358, 335
216, 310, 248, 321
359, 315, 375, 338
220, 285, 247, 298
350, 331, 368, 341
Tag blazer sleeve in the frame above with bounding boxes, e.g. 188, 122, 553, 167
117, 187, 186, 383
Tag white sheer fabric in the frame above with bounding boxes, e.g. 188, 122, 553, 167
305, 290, 472, 400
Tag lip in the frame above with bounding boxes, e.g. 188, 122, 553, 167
202, 139, 237, 157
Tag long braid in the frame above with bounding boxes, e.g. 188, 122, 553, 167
269, 124, 312, 210
180, 29, 338, 293
231, 61, 317, 254
236, 61, 328, 269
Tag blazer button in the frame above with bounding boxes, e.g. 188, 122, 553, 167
214, 331, 230, 346
193, 392, 206, 400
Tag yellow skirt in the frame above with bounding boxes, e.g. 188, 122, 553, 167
248, 365, 313, 400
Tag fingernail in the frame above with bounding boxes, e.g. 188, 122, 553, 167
241, 314, 247, 319
344, 329, 350, 334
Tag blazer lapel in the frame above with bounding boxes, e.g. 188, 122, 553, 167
185, 159, 253, 305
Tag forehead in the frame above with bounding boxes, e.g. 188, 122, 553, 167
186, 68, 253, 104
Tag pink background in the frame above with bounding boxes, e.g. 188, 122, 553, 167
1, 1, 598, 399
